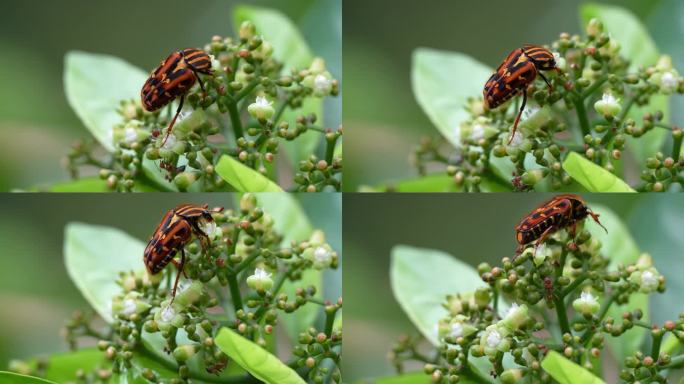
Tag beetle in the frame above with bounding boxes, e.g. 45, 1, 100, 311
483, 45, 559, 144
144, 203, 221, 300
515, 194, 607, 253
141, 48, 213, 145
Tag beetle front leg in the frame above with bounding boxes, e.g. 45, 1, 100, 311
170, 248, 186, 303
539, 72, 553, 92
533, 226, 555, 252
161, 95, 184, 146
508, 90, 527, 145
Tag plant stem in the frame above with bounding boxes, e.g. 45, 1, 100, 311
580, 293, 616, 344
234, 78, 261, 103
234, 249, 261, 274
227, 101, 244, 140
324, 306, 337, 336
325, 134, 338, 165
581, 75, 609, 99
554, 296, 571, 336
651, 330, 663, 358
571, 95, 591, 137
560, 272, 589, 298
673, 132, 683, 160
663, 354, 684, 369
227, 273, 243, 314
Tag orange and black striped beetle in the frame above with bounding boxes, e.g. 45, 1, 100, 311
483, 45, 560, 144
515, 194, 607, 253
144, 203, 222, 301
141, 48, 213, 145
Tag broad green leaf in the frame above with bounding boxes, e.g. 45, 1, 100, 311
233, 6, 322, 169
390, 245, 485, 346
215, 155, 283, 192
0, 372, 57, 384
215, 328, 305, 384
43, 349, 105, 383
367, 173, 509, 192
541, 351, 606, 384
412, 48, 492, 148
48, 177, 109, 192
580, 4, 669, 166
628, 195, 684, 325
255, 194, 320, 342
64, 222, 145, 323
563, 152, 634, 192
584, 204, 646, 363
64, 51, 148, 152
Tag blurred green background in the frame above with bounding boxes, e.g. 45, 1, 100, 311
343, 0, 684, 190
343, 193, 684, 380
0, 193, 341, 370
0, 0, 340, 191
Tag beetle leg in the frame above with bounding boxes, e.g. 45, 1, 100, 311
170, 248, 186, 303
171, 258, 188, 278
508, 90, 527, 145
161, 95, 185, 146
533, 226, 554, 251
538, 72, 553, 92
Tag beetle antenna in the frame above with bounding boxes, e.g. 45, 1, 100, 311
589, 210, 608, 233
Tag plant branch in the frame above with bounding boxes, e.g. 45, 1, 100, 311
227, 101, 244, 140
571, 95, 591, 137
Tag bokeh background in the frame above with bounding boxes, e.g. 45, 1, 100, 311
343, 0, 684, 190
343, 193, 684, 380
0, 193, 341, 370
0, 0, 340, 190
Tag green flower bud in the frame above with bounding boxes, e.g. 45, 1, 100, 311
501, 303, 530, 331
500, 368, 523, 384
174, 281, 206, 308
239, 21, 256, 41
246, 268, 274, 292
173, 172, 197, 190
572, 291, 600, 316
303, 243, 335, 270
522, 169, 546, 186
594, 93, 622, 118
586, 18, 603, 38
240, 193, 257, 213
154, 302, 187, 332
111, 291, 152, 317
308, 57, 327, 75
302, 71, 334, 97
437, 315, 477, 341
173, 344, 198, 362
247, 96, 275, 120
474, 287, 490, 309
650, 69, 680, 94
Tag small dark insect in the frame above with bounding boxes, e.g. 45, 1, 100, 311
543, 276, 555, 302
515, 194, 607, 254
206, 358, 228, 375
483, 45, 560, 144
144, 204, 222, 301
141, 48, 213, 145
158, 161, 185, 182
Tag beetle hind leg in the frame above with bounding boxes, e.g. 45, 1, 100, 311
170, 248, 187, 303
161, 95, 185, 147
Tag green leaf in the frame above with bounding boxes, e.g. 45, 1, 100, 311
562, 152, 635, 192
43, 349, 105, 383
412, 48, 493, 148
363, 372, 431, 384
64, 222, 145, 323
368, 173, 509, 192
215, 155, 283, 192
580, 3, 669, 166
254, 194, 320, 342
390, 245, 485, 346
48, 177, 109, 192
215, 328, 305, 384
584, 204, 646, 363
0, 372, 57, 384
541, 351, 606, 384
64, 51, 148, 152
233, 5, 322, 169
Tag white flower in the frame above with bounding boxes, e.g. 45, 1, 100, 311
594, 92, 622, 118
485, 329, 502, 349
123, 127, 137, 144
253, 268, 271, 280
161, 306, 176, 322
247, 96, 275, 120
573, 291, 600, 315
122, 298, 137, 316
471, 122, 485, 141
314, 246, 332, 264
246, 268, 274, 292
313, 74, 333, 96
640, 270, 658, 291
449, 322, 464, 339
199, 218, 217, 239
508, 130, 524, 147
660, 71, 679, 93
579, 291, 597, 304
505, 303, 520, 319
159, 133, 177, 150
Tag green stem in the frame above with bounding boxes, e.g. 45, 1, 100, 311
234, 78, 261, 103
581, 75, 609, 99
651, 331, 663, 358
560, 272, 589, 298
234, 249, 261, 274
227, 273, 243, 314
571, 95, 591, 137
227, 101, 244, 140
554, 296, 571, 336
673, 132, 682, 160
325, 134, 338, 165
580, 293, 616, 344
663, 354, 684, 369
324, 307, 337, 336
